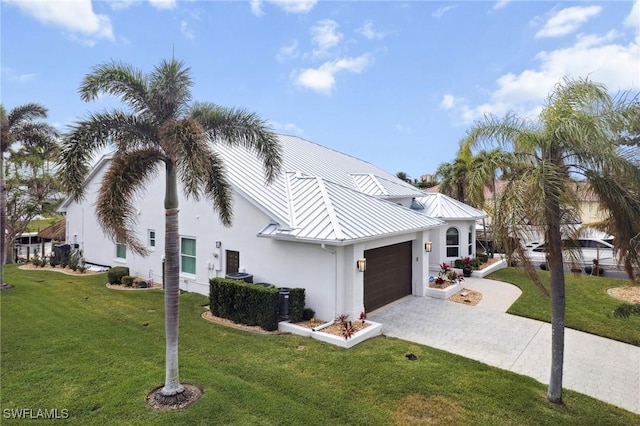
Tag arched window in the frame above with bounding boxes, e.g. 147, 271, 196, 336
446, 227, 459, 257
468, 225, 474, 256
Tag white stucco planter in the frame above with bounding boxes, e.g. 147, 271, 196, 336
278, 320, 383, 348
424, 282, 462, 299
471, 258, 507, 278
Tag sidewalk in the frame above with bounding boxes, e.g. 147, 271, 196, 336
369, 277, 640, 414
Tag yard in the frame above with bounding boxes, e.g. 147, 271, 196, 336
1, 264, 638, 425
490, 268, 640, 346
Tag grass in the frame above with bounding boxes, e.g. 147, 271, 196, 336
490, 268, 640, 346
1, 265, 639, 425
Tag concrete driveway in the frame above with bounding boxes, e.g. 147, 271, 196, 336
368, 277, 640, 414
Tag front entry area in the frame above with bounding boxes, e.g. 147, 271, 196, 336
363, 241, 412, 312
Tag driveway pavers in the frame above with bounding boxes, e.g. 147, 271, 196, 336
369, 277, 640, 414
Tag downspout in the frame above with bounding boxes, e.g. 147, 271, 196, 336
320, 243, 337, 320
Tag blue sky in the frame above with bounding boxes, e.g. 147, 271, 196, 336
1, 0, 639, 179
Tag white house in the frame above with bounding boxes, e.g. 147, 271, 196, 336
60, 135, 484, 321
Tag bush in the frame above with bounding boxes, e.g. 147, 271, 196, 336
478, 253, 489, 263
31, 255, 42, 267
210, 278, 280, 331
121, 276, 134, 287
108, 266, 130, 284
68, 252, 79, 271
471, 258, 482, 269
288, 288, 306, 323
453, 259, 463, 269
302, 308, 315, 321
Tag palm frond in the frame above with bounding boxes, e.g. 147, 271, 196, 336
191, 102, 282, 183
58, 111, 158, 200
202, 151, 233, 226
79, 61, 149, 114
95, 149, 163, 256
7, 103, 48, 126
148, 59, 192, 122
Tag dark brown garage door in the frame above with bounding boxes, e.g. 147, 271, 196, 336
364, 241, 412, 312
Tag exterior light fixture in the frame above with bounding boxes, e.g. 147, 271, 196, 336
424, 241, 433, 252
356, 258, 366, 272
215, 241, 222, 248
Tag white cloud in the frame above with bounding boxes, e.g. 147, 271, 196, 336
277, 40, 299, 62
250, 0, 264, 16
625, 0, 640, 43
251, 0, 317, 16
310, 19, 343, 58
1, 66, 38, 82
357, 20, 386, 40
493, 0, 510, 11
270, 121, 304, 134
180, 21, 194, 40
395, 124, 412, 134
535, 5, 602, 38
432, 6, 455, 19
149, 0, 177, 10
108, 1, 136, 10
5, 0, 114, 43
444, 25, 639, 125
292, 54, 371, 94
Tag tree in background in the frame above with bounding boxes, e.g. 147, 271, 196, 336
0, 103, 57, 285
464, 77, 640, 405
58, 58, 282, 406
395, 171, 411, 183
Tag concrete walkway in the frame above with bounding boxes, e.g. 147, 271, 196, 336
369, 277, 640, 414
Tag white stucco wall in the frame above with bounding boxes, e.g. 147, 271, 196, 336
429, 219, 477, 271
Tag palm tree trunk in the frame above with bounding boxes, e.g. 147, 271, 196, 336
161, 161, 184, 398
546, 190, 565, 404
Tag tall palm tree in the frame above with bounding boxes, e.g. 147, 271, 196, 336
58, 59, 282, 404
434, 153, 470, 202
1, 103, 57, 284
463, 77, 640, 404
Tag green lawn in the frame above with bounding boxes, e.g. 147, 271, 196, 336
490, 268, 640, 346
26, 215, 64, 232
1, 265, 638, 425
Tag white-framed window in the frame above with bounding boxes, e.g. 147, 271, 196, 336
148, 229, 156, 249
446, 227, 459, 258
116, 242, 127, 260
181, 237, 196, 275
468, 225, 474, 256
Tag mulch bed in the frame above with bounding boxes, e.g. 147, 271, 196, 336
447, 288, 483, 306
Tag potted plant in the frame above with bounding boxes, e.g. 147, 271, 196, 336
462, 256, 473, 277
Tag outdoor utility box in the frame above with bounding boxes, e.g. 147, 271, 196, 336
225, 272, 253, 283
279, 287, 290, 321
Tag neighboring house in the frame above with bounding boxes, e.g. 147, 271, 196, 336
61, 135, 484, 320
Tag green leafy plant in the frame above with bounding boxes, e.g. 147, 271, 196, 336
302, 308, 315, 321
121, 276, 134, 287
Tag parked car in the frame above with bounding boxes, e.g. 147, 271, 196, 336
523, 231, 619, 274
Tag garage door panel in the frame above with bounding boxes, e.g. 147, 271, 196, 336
364, 241, 412, 312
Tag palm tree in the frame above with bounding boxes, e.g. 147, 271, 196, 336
395, 171, 411, 183
434, 153, 470, 202
1, 103, 57, 285
58, 59, 282, 404
463, 77, 640, 404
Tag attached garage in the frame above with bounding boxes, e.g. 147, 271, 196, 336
363, 241, 413, 312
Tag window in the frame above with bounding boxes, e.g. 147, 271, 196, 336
116, 243, 127, 260
181, 238, 196, 274
446, 227, 459, 257
468, 225, 474, 255
148, 230, 156, 248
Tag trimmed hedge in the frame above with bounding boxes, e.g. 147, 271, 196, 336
288, 288, 305, 323
209, 278, 306, 331
121, 276, 134, 287
108, 266, 130, 284
210, 278, 280, 331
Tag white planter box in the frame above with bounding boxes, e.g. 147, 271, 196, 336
278, 320, 383, 349
471, 258, 507, 278
425, 282, 462, 299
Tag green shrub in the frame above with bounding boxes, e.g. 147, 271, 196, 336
288, 288, 305, 323
68, 252, 80, 271
471, 258, 482, 269
121, 276, 134, 287
210, 278, 280, 331
302, 308, 315, 321
31, 255, 42, 267
108, 266, 130, 284
478, 253, 489, 263
453, 259, 463, 269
